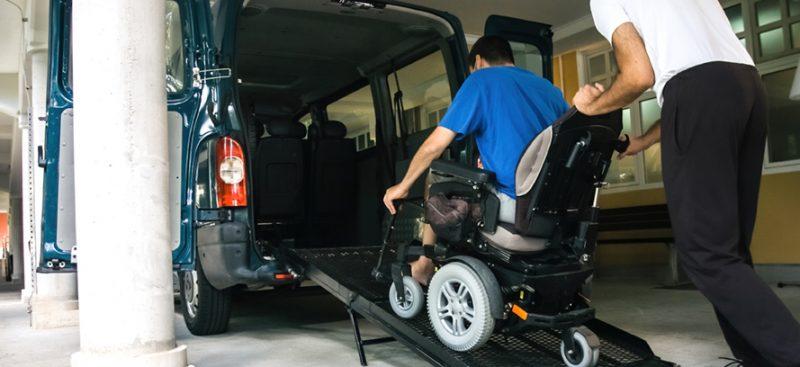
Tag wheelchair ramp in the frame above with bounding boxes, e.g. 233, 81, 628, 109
288, 246, 675, 367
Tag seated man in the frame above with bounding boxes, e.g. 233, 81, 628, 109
383, 35, 569, 285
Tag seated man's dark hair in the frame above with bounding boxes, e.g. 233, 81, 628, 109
468, 35, 515, 67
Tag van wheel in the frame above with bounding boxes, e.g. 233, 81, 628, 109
179, 261, 232, 335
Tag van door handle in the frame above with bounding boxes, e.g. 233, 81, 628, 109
37, 146, 46, 168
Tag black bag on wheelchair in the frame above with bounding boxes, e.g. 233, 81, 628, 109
425, 193, 474, 243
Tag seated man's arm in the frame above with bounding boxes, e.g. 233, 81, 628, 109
573, 23, 655, 116
383, 127, 456, 214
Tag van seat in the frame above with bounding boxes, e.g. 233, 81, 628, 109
309, 120, 356, 242
255, 118, 307, 225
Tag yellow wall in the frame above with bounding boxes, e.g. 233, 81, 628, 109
751, 171, 800, 264
553, 52, 579, 106
553, 55, 800, 266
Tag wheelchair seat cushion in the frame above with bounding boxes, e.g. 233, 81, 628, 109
480, 223, 547, 253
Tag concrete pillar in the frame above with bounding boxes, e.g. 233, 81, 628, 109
70, 0, 187, 366
27, 49, 79, 329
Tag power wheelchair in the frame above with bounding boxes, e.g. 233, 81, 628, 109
373, 107, 627, 367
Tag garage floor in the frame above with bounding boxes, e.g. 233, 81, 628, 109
1, 273, 799, 367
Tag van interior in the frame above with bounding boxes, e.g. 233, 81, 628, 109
233, 0, 459, 248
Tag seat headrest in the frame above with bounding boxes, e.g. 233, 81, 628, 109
266, 119, 306, 139
308, 124, 319, 139
320, 120, 347, 139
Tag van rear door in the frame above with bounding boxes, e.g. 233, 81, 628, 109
39, 0, 212, 269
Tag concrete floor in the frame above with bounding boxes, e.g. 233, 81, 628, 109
1, 274, 799, 367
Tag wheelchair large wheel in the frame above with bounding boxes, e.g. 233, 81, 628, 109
389, 276, 425, 319
560, 326, 601, 367
427, 261, 494, 351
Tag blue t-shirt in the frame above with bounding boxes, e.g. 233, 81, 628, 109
439, 66, 569, 198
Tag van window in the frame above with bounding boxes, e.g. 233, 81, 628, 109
510, 41, 544, 77
165, 0, 186, 93
389, 50, 452, 136
327, 85, 377, 152
67, 0, 187, 94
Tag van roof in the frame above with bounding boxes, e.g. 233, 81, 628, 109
236, 0, 454, 116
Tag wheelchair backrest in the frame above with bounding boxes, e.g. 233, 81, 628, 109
513, 107, 623, 237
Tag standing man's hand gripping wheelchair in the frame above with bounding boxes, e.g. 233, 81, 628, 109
373, 107, 628, 367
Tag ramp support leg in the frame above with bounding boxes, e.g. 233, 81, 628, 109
346, 306, 395, 366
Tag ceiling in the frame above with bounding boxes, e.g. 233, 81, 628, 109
402, 0, 591, 35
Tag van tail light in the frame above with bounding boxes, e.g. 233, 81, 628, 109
215, 137, 248, 207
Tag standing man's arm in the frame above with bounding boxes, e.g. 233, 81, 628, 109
574, 23, 659, 157
619, 119, 661, 159
383, 127, 456, 214
574, 23, 655, 115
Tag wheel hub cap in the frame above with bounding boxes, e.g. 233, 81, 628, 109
437, 280, 475, 337
183, 271, 199, 318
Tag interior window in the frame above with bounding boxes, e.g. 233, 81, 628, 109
165, 0, 186, 93
509, 41, 544, 77
327, 85, 376, 152
389, 50, 452, 136
585, 49, 617, 89
605, 108, 636, 184
299, 113, 312, 133
763, 68, 800, 163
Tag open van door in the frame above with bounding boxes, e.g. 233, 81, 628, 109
39, 0, 215, 270
483, 15, 554, 81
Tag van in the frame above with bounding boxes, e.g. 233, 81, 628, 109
40, 0, 555, 335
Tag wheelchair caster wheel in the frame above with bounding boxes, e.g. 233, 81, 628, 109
560, 326, 600, 367
427, 262, 494, 352
389, 276, 424, 319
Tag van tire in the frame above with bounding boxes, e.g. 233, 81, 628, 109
179, 260, 233, 335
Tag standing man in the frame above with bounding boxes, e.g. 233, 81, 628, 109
575, 1, 800, 365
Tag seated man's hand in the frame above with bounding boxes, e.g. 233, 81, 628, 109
573, 83, 605, 116
383, 184, 410, 215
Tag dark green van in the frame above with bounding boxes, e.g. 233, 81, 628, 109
41, 0, 554, 334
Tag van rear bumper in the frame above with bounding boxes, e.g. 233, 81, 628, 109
196, 222, 293, 290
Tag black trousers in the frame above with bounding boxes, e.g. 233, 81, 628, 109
661, 62, 800, 366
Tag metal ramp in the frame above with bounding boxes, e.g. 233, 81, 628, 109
288, 246, 676, 367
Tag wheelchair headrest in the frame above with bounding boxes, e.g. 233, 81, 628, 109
320, 120, 347, 139
266, 119, 306, 139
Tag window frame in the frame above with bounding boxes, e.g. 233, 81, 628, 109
722, 0, 755, 55
757, 53, 800, 172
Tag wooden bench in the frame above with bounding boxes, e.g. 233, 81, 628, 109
597, 204, 688, 286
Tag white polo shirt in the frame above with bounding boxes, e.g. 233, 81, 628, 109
590, 0, 754, 105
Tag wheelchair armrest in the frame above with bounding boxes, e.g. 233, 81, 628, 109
430, 159, 494, 184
